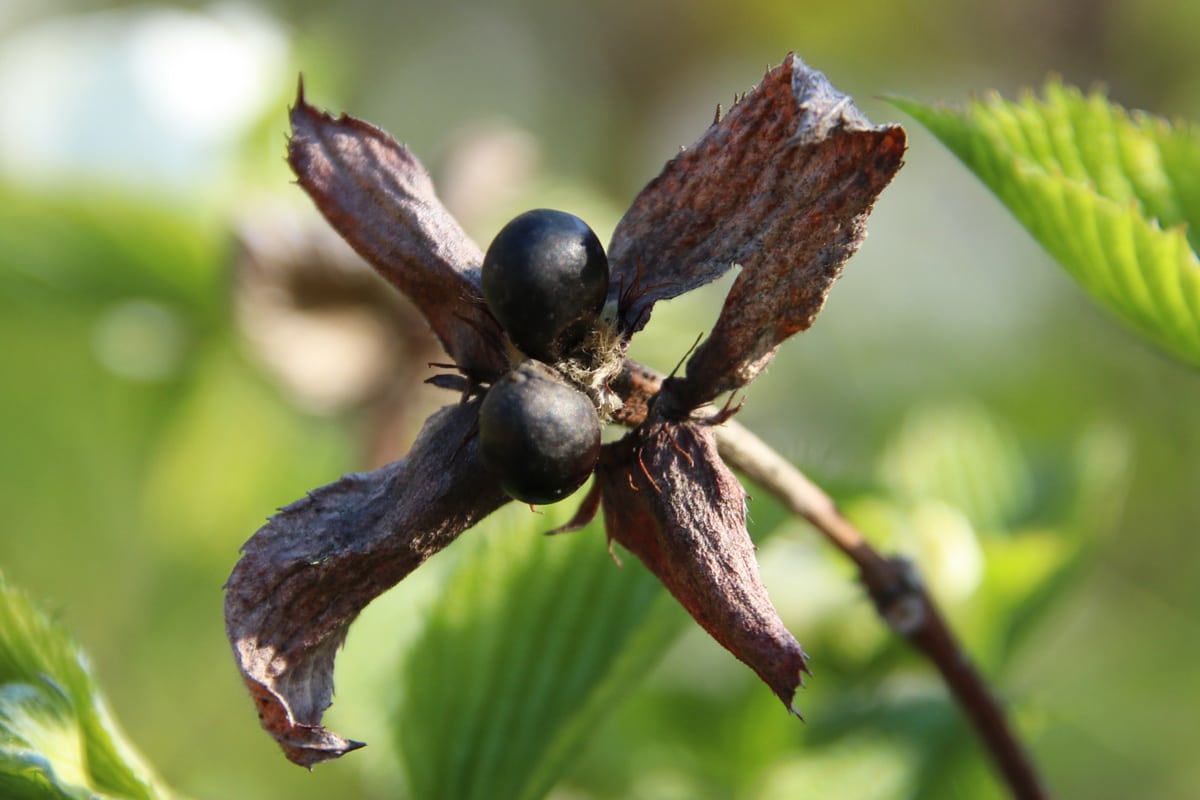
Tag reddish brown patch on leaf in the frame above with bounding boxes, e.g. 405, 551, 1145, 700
596, 422, 810, 711
607, 54, 905, 411
607, 358, 664, 427
224, 401, 509, 767
288, 81, 510, 382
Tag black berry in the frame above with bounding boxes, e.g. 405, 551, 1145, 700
478, 360, 601, 505
482, 209, 609, 362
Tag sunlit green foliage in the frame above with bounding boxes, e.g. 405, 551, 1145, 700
0, 576, 171, 799
893, 87, 1200, 367
397, 502, 683, 800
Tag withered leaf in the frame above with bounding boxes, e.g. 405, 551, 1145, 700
596, 422, 811, 711
224, 400, 509, 767
606, 54, 905, 411
288, 81, 510, 382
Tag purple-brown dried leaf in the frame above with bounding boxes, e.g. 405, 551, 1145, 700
596, 422, 811, 711
288, 82, 510, 381
607, 54, 905, 411
224, 401, 509, 766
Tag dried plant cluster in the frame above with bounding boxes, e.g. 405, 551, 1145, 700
224, 53, 905, 767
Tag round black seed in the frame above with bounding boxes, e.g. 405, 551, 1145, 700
481, 209, 609, 362
478, 360, 601, 505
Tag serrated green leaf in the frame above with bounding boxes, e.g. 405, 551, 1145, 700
0, 575, 173, 800
396, 499, 686, 800
892, 85, 1200, 367
397, 500, 689, 799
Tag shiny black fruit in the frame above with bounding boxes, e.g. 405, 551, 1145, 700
481, 209, 609, 362
478, 360, 601, 505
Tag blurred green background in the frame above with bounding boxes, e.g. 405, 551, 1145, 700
1, 0, 1199, 798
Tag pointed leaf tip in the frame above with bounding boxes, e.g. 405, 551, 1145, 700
225, 402, 509, 766
597, 422, 810, 710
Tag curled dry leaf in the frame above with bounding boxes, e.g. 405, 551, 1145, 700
288, 80, 510, 382
607, 53, 905, 412
597, 422, 811, 711
224, 401, 509, 767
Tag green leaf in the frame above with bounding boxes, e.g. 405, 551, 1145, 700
0, 575, 173, 799
396, 499, 686, 800
892, 84, 1200, 367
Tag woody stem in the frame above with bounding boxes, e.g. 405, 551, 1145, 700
614, 360, 1048, 800
713, 419, 1046, 800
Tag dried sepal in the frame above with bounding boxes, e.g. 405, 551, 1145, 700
288, 81, 510, 382
607, 54, 905, 411
672, 116, 905, 406
596, 421, 811, 711
223, 400, 509, 767
608, 357, 663, 427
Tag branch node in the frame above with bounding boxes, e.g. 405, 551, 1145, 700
869, 556, 927, 636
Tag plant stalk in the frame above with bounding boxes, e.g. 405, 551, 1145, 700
615, 360, 1049, 800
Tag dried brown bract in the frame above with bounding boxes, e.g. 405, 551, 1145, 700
224, 53, 905, 767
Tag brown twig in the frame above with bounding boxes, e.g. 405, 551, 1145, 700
615, 359, 1049, 800
714, 420, 1048, 800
